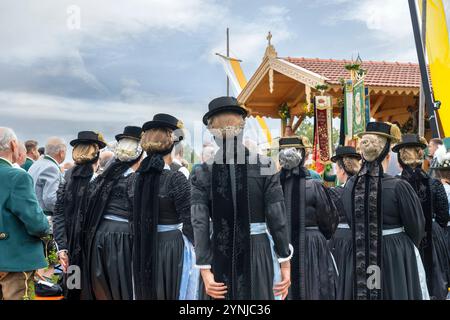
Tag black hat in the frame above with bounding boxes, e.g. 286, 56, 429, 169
331, 146, 361, 163
142, 114, 184, 132
115, 126, 142, 142
278, 136, 312, 149
357, 121, 401, 143
392, 134, 427, 153
70, 131, 107, 149
203, 96, 248, 125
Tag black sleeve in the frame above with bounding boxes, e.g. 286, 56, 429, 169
53, 178, 68, 252
431, 178, 449, 228
314, 182, 339, 240
396, 179, 425, 247
190, 165, 213, 266
264, 172, 291, 259
168, 171, 194, 243
329, 186, 345, 219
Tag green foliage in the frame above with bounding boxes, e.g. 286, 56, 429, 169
278, 102, 290, 120
315, 84, 329, 92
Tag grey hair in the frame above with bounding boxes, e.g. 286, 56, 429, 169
45, 137, 66, 157
0, 127, 18, 152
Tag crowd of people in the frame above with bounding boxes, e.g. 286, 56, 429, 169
0, 95, 449, 300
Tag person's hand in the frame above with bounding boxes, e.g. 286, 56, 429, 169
200, 269, 227, 299
58, 251, 69, 273
274, 261, 291, 300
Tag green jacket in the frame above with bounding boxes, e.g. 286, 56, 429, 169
21, 157, 34, 172
0, 157, 50, 272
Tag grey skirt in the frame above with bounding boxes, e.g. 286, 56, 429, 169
198, 233, 276, 300
90, 219, 133, 300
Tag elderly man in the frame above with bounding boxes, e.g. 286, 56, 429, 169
12, 141, 27, 169
22, 140, 39, 171
0, 127, 50, 300
28, 137, 66, 231
97, 150, 114, 174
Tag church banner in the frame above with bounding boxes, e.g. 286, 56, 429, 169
352, 79, 366, 136
315, 96, 333, 163
344, 80, 353, 140
365, 86, 371, 126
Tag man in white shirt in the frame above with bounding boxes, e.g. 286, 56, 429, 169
171, 142, 190, 179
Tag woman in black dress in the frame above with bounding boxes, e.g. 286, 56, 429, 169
278, 136, 339, 300
132, 114, 197, 300
394, 135, 450, 299
191, 96, 292, 300
53, 131, 106, 300
342, 122, 427, 299
82, 126, 143, 300
328, 146, 361, 300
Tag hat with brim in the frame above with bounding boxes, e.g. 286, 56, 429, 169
331, 146, 361, 163
357, 121, 401, 143
70, 131, 107, 149
392, 134, 427, 153
115, 126, 142, 142
276, 136, 312, 150
203, 96, 248, 125
143, 113, 184, 132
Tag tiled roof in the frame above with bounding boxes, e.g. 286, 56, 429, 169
282, 57, 421, 88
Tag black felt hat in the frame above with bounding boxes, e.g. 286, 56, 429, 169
202, 96, 248, 125
357, 121, 401, 143
70, 131, 107, 149
278, 136, 312, 149
142, 114, 184, 132
392, 134, 427, 153
115, 126, 142, 142
331, 146, 361, 163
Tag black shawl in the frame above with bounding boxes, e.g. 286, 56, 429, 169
59, 163, 94, 300
132, 154, 165, 300
399, 163, 433, 292
81, 159, 136, 299
352, 142, 391, 300
64, 163, 94, 264
280, 165, 308, 300
211, 136, 251, 300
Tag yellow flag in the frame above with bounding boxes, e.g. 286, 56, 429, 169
216, 53, 272, 145
421, 0, 450, 137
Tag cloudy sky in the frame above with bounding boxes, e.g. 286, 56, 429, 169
1, 0, 418, 151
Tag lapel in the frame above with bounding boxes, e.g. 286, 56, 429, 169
0, 157, 13, 168
44, 155, 60, 169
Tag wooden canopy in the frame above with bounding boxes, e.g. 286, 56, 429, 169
238, 41, 422, 131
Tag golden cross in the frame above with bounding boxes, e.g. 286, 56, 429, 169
267, 31, 272, 45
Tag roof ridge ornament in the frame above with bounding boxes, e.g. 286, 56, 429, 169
264, 31, 277, 60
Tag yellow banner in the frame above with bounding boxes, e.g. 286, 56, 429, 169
422, 0, 450, 137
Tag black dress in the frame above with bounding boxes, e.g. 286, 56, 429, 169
429, 179, 450, 299
154, 168, 195, 300
280, 167, 339, 300
89, 168, 135, 300
191, 153, 292, 300
342, 174, 426, 299
53, 164, 94, 300
328, 185, 353, 300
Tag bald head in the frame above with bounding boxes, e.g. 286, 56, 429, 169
15, 141, 27, 166
45, 137, 67, 164
99, 150, 114, 171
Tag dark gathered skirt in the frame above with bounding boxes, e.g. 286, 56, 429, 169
198, 233, 275, 300
328, 228, 353, 300
294, 230, 337, 300
155, 230, 184, 300
382, 232, 423, 300
429, 221, 450, 299
90, 219, 133, 300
